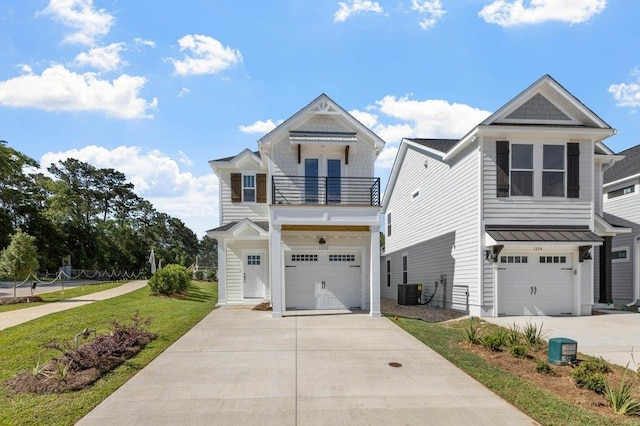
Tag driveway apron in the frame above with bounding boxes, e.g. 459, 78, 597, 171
78, 307, 535, 425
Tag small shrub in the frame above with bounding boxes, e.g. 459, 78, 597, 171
481, 330, 507, 352
506, 323, 521, 346
572, 359, 610, 393
509, 344, 527, 358
463, 318, 482, 344
523, 321, 545, 347
535, 360, 556, 376
148, 264, 190, 295
606, 368, 640, 416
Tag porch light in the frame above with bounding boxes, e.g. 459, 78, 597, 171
319, 238, 326, 245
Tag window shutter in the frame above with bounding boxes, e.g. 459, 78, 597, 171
231, 173, 241, 203
496, 141, 510, 197
256, 173, 267, 203
567, 143, 580, 198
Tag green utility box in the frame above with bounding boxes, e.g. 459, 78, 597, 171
548, 337, 577, 365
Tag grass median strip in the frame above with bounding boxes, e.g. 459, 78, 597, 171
394, 317, 640, 426
0, 281, 128, 313
0, 280, 217, 426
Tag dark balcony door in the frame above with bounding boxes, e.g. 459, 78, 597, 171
305, 159, 319, 203
327, 159, 341, 204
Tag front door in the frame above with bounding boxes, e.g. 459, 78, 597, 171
327, 159, 341, 204
304, 159, 319, 203
243, 252, 265, 298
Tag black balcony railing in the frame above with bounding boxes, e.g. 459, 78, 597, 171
271, 176, 380, 206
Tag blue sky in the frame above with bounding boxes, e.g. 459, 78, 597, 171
1, 0, 639, 237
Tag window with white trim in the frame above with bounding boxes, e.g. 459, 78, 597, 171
243, 175, 256, 202
386, 212, 392, 237
612, 247, 629, 262
386, 260, 391, 287
402, 253, 408, 284
608, 185, 635, 199
510, 143, 566, 197
511, 144, 534, 196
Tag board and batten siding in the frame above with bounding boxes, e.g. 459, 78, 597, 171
604, 179, 640, 303
219, 169, 269, 225
482, 139, 594, 227
384, 144, 480, 312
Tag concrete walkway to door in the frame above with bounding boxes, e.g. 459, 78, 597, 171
79, 307, 535, 425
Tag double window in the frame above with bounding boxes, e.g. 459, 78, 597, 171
498, 141, 575, 198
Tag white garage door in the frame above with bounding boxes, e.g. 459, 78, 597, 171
285, 251, 362, 310
498, 253, 574, 316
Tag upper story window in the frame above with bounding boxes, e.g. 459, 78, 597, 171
511, 144, 533, 196
243, 175, 256, 202
231, 173, 266, 203
498, 141, 576, 199
608, 185, 635, 199
387, 212, 392, 237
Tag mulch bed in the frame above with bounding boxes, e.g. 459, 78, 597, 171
0, 296, 44, 305
5, 315, 157, 394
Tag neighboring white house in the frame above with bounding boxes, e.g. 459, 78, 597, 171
208, 94, 385, 317
603, 144, 640, 305
381, 75, 628, 317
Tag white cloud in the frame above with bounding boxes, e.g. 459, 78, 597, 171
39, 0, 114, 45
40, 145, 218, 236
170, 34, 242, 76
350, 95, 491, 168
375, 145, 399, 169
73, 43, 126, 72
134, 38, 156, 48
479, 0, 607, 27
334, 0, 384, 22
0, 64, 156, 119
412, 0, 446, 30
178, 87, 191, 97
238, 119, 283, 134
609, 68, 640, 108
177, 150, 193, 166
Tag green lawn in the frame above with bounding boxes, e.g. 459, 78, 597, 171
0, 281, 217, 426
0, 281, 127, 313
394, 317, 638, 426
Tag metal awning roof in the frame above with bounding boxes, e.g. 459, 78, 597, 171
486, 226, 603, 243
289, 131, 357, 143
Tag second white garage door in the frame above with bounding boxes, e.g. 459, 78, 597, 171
498, 253, 574, 316
285, 251, 362, 310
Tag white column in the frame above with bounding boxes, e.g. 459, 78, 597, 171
216, 238, 227, 307
270, 225, 283, 318
370, 226, 381, 317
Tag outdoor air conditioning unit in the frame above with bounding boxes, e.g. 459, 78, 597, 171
398, 284, 422, 306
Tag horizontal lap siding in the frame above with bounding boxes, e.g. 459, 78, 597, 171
225, 245, 242, 302
220, 170, 269, 224
385, 145, 480, 310
483, 139, 593, 226
604, 182, 640, 303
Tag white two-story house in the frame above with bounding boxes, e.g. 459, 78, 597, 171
208, 94, 385, 317
382, 75, 627, 317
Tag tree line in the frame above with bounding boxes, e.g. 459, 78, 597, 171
0, 140, 217, 276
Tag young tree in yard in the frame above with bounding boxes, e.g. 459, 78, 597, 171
0, 229, 39, 297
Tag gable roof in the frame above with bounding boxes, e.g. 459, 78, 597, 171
382, 138, 456, 210
604, 143, 640, 185
206, 219, 269, 236
442, 75, 616, 161
208, 148, 263, 174
258, 93, 385, 156
406, 138, 459, 154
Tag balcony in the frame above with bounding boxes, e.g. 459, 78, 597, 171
271, 176, 380, 206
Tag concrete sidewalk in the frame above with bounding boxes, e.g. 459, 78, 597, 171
0, 280, 148, 331
79, 308, 536, 426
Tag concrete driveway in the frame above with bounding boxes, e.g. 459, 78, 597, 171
486, 311, 640, 368
79, 307, 535, 425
